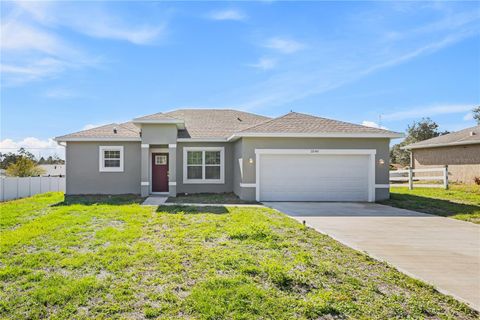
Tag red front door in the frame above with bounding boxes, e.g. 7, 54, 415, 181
152, 153, 169, 192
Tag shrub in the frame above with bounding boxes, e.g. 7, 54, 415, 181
474, 177, 480, 185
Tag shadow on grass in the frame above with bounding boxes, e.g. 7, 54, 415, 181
166, 192, 258, 205
53, 194, 145, 206
379, 193, 480, 218
156, 205, 229, 214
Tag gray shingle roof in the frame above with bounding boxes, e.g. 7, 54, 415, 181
55, 122, 140, 140
164, 109, 270, 139
237, 112, 397, 135
404, 125, 480, 149
56, 109, 402, 141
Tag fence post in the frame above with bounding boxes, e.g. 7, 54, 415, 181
408, 167, 413, 190
443, 165, 449, 190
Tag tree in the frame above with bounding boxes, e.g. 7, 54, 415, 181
0, 148, 36, 169
390, 118, 447, 167
6, 157, 45, 177
473, 106, 480, 125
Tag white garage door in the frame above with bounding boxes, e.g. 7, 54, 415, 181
259, 153, 371, 202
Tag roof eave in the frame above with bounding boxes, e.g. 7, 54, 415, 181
228, 132, 404, 141
402, 140, 480, 150
54, 137, 142, 142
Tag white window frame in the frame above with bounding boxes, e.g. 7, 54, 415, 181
99, 146, 124, 172
183, 147, 224, 184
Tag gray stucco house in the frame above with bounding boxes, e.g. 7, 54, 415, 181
55, 109, 402, 202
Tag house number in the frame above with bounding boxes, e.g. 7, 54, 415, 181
311, 149, 319, 153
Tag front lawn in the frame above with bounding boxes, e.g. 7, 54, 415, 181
382, 185, 480, 224
1, 193, 477, 319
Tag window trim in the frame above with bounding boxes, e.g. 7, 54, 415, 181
183, 147, 224, 184
99, 146, 124, 172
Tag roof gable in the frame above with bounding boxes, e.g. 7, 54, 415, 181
236, 112, 400, 135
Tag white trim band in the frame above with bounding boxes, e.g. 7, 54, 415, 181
141, 182, 150, 186
168, 182, 177, 186
141, 144, 149, 148
375, 184, 390, 188
240, 183, 256, 188
55, 137, 141, 142
168, 144, 177, 148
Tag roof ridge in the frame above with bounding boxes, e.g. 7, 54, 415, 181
236, 112, 293, 133
134, 112, 182, 121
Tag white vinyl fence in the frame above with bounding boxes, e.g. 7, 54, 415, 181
0, 177, 66, 202
390, 166, 448, 189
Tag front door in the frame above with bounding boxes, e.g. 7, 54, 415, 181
152, 153, 169, 192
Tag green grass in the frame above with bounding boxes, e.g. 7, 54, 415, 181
382, 185, 480, 224
1, 192, 477, 319
167, 192, 258, 204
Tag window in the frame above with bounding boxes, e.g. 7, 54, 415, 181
155, 155, 167, 165
99, 146, 124, 172
183, 147, 224, 183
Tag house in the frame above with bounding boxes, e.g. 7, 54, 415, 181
54, 109, 403, 202
39, 164, 66, 177
403, 125, 480, 184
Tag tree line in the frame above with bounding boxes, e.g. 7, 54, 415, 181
0, 148, 65, 177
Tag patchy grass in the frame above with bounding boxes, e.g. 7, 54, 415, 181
382, 185, 480, 224
167, 192, 258, 204
0, 192, 477, 319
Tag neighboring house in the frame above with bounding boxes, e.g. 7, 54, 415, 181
404, 125, 480, 184
55, 109, 402, 202
38, 164, 66, 177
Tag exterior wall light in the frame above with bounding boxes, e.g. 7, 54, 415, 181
249, 158, 254, 164
378, 159, 385, 165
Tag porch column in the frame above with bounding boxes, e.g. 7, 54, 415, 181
168, 144, 177, 197
141, 144, 149, 197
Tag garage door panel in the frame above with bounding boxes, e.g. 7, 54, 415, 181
259, 154, 370, 202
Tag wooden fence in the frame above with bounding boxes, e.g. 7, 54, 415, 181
389, 166, 448, 189
0, 177, 66, 202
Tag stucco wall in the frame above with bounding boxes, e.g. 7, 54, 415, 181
175, 142, 234, 194
232, 139, 243, 196
66, 141, 141, 195
236, 137, 391, 201
141, 124, 177, 144
412, 144, 480, 184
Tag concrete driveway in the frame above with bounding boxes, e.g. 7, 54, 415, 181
265, 202, 480, 311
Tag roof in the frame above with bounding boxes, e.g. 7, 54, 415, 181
404, 125, 480, 149
55, 122, 140, 141
55, 109, 403, 142
231, 112, 402, 138
164, 109, 270, 139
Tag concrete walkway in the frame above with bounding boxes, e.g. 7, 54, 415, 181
142, 196, 168, 206
265, 202, 480, 310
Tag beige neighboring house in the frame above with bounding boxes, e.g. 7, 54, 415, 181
39, 164, 66, 177
404, 125, 480, 184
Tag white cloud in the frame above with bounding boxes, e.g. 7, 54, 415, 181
463, 112, 474, 121
382, 104, 474, 121
361, 121, 388, 129
1, 1, 165, 85
0, 137, 65, 159
264, 37, 304, 54
43, 88, 77, 99
248, 57, 276, 70
208, 9, 246, 21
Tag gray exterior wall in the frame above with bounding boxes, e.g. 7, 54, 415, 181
235, 137, 391, 201
175, 142, 234, 194
141, 124, 177, 144
66, 141, 141, 195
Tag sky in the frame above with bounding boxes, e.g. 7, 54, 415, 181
1, 1, 479, 159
